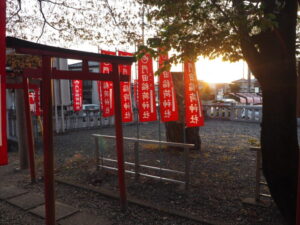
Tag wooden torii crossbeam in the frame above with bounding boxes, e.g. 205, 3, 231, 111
6, 36, 135, 225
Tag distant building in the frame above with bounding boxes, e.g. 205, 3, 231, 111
214, 83, 230, 100
230, 78, 261, 93
68, 61, 99, 104
229, 78, 262, 105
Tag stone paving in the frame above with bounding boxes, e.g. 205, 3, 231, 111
0, 167, 112, 225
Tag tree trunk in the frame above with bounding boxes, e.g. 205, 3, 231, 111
165, 72, 201, 150
239, 2, 299, 223
259, 69, 299, 225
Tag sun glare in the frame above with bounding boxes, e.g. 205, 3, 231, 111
196, 58, 246, 84
170, 57, 247, 84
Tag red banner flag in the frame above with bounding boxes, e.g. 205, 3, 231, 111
184, 61, 204, 127
118, 51, 133, 122
138, 53, 157, 122
158, 53, 179, 122
72, 80, 83, 111
29, 92, 35, 112
34, 88, 42, 116
98, 50, 116, 117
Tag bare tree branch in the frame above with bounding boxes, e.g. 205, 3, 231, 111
7, 0, 21, 23
41, 0, 89, 11
37, 20, 46, 43
103, 0, 140, 42
38, 0, 63, 32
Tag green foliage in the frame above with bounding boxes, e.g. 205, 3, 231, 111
143, 0, 297, 64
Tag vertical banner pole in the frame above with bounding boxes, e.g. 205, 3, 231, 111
42, 56, 55, 225
0, 0, 7, 166
23, 78, 36, 183
112, 63, 127, 210
182, 70, 189, 191
134, 44, 140, 181
157, 75, 163, 179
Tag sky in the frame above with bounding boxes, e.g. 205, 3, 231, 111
7, 0, 247, 84
196, 58, 246, 83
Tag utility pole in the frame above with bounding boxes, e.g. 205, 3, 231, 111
247, 65, 251, 93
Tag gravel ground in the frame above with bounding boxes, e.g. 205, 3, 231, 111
1, 119, 293, 224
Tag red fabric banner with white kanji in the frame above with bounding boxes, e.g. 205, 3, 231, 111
98, 50, 116, 117
34, 88, 42, 116
158, 53, 178, 122
138, 53, 157, 122
118, 51, 133, 122
0, 0, 7, 165
184, 61, 204, 127
72, 80, 83, 111
29, 92, 35, 112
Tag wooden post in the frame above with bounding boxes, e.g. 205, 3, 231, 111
184, 146, 190, 191
0, 0, 7, 166
134, 141, 140, 181
23, 78, 36, 183
255, 148, 261, 202
95, 136, 100, 171
112, 63, 127, 210
42, 56, 55, 225
297, 61, 300, 225
15, 82, 29, 169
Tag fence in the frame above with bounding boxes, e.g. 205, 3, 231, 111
7, 109, 116, 141
93, 134, 194, 190
203, 104, 262, 123
7, 105, 262, 141
250, 147, 271, 201
53, 111, 115, 132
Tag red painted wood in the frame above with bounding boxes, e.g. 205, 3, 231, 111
7, 37, 134, 213
41, 56, 55, 225
8, 45, 134, 65
21, 68, 130, 82
0, 0, 7, 166
23, 78, 36, 183
112, 63, 127, 210
6, 83, 39, 89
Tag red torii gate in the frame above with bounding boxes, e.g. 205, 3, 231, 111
5, 36, 134, 225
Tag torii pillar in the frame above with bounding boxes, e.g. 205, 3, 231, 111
0, 0, 7, 166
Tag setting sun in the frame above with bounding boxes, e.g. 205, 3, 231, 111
170, 57, 247, 84
196, 58, 246, 84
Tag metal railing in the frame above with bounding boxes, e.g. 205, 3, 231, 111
7, 105, 263, 141
7, 109, 118, 140
203, 104, 262, 123
93, 134, 195, 190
